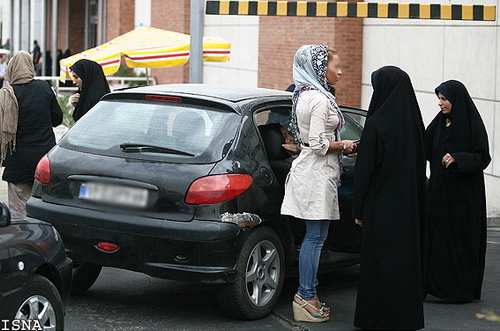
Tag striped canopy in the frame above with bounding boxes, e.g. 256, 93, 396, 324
59, 26, 231, 81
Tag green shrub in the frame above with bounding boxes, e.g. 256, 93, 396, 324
57, 94, 75, 128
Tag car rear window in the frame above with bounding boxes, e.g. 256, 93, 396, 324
59, 100, 240, 163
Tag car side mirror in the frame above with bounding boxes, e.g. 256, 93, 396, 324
0, 201, 11, 227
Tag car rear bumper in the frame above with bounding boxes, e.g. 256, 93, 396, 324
27, 197, 249, 283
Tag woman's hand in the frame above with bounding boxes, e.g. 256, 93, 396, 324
355, 218, 363, 227
283, 143, 301, 155
341, 140, 357, 154
442, 153, 456, 168
70, 93, 80, 107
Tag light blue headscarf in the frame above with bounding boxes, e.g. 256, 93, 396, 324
289, 45, 344, 145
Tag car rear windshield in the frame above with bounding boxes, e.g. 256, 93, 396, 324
59, 99, 240, 163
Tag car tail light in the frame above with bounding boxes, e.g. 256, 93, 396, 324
145, 95, 182, 102
34, 154, 51, 184
96, 242, 120, 253
185, 174, 253, 205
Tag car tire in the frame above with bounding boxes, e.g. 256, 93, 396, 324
12, 274, 64, 331
71, 263, 102, 295
217, 226, 285, 320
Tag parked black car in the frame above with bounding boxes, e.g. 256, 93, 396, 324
0, 201, 72, 330
27, 84, 364, 320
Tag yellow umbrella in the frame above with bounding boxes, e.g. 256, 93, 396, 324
59, 26, 231, 81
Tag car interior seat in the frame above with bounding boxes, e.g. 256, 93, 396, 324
172, 111, 206, 155
258, 123, 292, 189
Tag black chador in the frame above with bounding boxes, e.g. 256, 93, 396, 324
70, 59, 110, 122
425, 80, 491, 302
352, 66, 426, 330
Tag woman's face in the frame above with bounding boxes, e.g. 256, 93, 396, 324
326, 54, 342, 86
72, 72, 83, 89
437, 92, 452, 114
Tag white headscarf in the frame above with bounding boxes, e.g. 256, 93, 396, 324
289, 45, 344, 144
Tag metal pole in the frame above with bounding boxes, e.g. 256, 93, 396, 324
10, 0, 14, 52
97, 0, 104, 45
189, 0, 204, 83
84, 0, 89, 49
51, 0, 57, 77
40, 0, 46, 76
17, 0, 21, 50
28, 0, 31, 51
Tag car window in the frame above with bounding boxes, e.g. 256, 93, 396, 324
60, 100, 240, 162
340, 111, 364, 141
257, 107, 365, 141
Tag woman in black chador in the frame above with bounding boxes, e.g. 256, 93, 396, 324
425, 80, 490, 302
352, 66, 425, 330
69, 59, 110, 122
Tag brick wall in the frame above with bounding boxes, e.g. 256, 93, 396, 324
67, 0, 86, 54
150, 0, 191, 84
258, 0, 363, 107
46, 0, 85, 55
106, 0, 135, 40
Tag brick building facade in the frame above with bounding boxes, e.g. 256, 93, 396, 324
149, 0, 363, 107
150, 0, 191, 84
258, 14, 362, 107
16, 0, 363, 107
44, 0, 134, 61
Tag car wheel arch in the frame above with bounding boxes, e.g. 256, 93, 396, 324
258, 218, 295, 262
35, 263, 65, 297
217, 225, 286, 319
12, 274, 65, 330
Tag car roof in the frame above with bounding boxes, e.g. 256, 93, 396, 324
110, 84, 292, 103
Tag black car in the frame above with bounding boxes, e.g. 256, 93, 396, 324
0, 201, 72, 330
27, 84, 364, 320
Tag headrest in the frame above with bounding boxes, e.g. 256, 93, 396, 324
173, 111, 206, 134
258, 123, 290, 160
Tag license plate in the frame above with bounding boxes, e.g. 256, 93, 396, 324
79, 182, 148, 208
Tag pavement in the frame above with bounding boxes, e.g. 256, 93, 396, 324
275, 228, 500, 330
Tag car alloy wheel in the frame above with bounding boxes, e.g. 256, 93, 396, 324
15, 295, 57, 327
217, 226, 285, 320
13, 274, 64, 331
245, 239, 281, 307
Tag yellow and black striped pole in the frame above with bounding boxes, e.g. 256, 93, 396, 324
206, 1, 496, 21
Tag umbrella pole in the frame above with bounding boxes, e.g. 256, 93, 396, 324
146, 68, 149, 85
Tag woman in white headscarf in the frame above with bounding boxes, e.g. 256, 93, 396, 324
281, 45, 356, 322
0, 50, 62, 214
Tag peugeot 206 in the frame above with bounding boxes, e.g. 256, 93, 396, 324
27, 84, 364, 320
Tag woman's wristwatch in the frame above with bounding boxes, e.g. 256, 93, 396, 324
341, 141, 347, 152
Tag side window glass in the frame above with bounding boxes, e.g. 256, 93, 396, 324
340, 112, 364, 141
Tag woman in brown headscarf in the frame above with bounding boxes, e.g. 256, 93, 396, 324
0, 50, 62, 214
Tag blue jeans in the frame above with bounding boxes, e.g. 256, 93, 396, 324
298, 220, 331, 300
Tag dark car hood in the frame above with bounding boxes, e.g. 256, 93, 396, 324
9, 211, 51, 227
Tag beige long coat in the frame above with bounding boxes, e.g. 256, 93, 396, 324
281, 90, 341, 220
